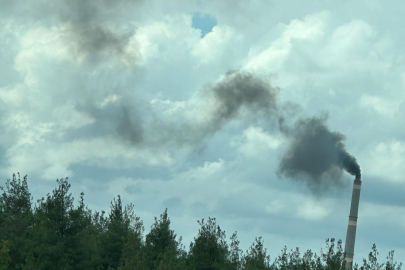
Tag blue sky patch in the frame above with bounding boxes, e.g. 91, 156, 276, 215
192, 12, 217, 37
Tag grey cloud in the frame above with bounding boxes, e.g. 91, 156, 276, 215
214, 196, 266, 220
125, 183, 143, 194
360, 176, 405, 207
162, 197, 183, 208
191, 202, 209, 216
162, 197, 184, 216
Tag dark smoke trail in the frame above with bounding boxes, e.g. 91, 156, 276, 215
204, 70, 279, 134
0, 0, 142, 65
278, 115, 361, 191
152, 71, 279, 146
60, 0, 141, 64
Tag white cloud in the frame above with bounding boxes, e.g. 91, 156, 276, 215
360, 95, 402, 117
361, 201, 405, 230
191, 25, 243, 64
1, 137, 173, 180
326, 20, 376, 60
265, 200, 285, 214
1, 0, 405, 261
244, 12, 328, 74
297, 199, 331, 221
363, 140, 405, 183
231, 126, 283, 157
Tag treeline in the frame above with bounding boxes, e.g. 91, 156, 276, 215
0, 174, 402, 270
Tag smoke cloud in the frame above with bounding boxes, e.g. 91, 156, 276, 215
197, 71, 361, 190
0, 0, 141, 64
89, 69, 360, 192
278, 115, 361, 191
147, 71, 279, 146
60, 0, 139, 64
203, 71, 279, 135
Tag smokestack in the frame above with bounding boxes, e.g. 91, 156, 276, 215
344, 174, 362, 268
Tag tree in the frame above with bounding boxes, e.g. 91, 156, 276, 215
385, 251, 402, 270
188, 217, 230, 270
1, 175, 403, 269
320, 238, 345, 270
101, 196, 143, 270
243, 237, 272, 270
118, 204, 146, 270
69, 192, 104, 269
229, 232, 243, 270
0, 173, 33, 269
26, 177, 77, 269
118, 229, 147, 270
0, 240, 10, 270
355, 244, 402, 270
144, 208, 186, 270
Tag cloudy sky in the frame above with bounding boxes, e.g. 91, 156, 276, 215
1, 0, 404, 263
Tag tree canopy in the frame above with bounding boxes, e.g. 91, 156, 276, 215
0, 174, 402, 270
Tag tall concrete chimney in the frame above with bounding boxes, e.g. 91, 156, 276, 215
344, 175, 362, 268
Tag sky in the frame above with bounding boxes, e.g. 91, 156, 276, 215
1, 0, 405, 264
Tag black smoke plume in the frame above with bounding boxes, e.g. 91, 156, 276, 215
154, 70, 280, 146
204, 71, 279, 135
278, 115, 361, 191
200, 72, 361, 190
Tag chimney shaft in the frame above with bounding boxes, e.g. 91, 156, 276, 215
344, 175, 362, 268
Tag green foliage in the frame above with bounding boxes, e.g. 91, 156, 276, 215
26, 177, 80, 269
0, 240, 10, 270
144, 208, 185, 270
0, 174, 402, 270
229, 232, 243, 270
352, 244, 403, 270
320, 238, 345, 270
385, 251, 403, 270
243, 237, 271, 270
0, 173, 33, 269
100, 195, 143, 270
188, 217, 230, 270
118, 230, 147, 270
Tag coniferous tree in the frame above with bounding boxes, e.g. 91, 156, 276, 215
70, 192, 102, 269
188, 217, 230, 270
100, 195, 126, 269
26, 178, 78, 269
0, 174, 403, 269
118, 203, 145, 270
77, 209, 107, 269
144, 208, 186, 270
0, 173, 33, 269
118, 228, 147, 270
101, 196, 143, 270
